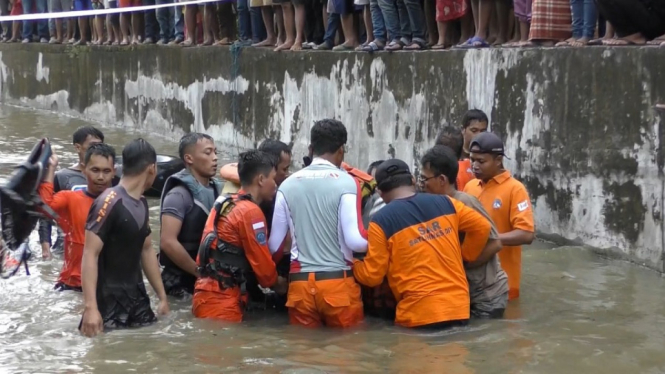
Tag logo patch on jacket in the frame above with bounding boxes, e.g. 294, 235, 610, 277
493, 198, 502, 209
253, 221, 267, 245
517, 200, 530, 212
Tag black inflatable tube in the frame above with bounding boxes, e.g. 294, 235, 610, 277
113, 155, 185, 198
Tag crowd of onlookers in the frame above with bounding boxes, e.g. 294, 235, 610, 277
0, 0, 663, 50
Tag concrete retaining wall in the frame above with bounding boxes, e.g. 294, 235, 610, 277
1, 44, 664, 271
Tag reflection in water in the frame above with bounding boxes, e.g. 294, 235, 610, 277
2, 105, 665, 373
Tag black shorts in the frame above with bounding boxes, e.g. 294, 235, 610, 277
161, 267, 195, 298
80, 282, 157, 331
54, 282, 83, 292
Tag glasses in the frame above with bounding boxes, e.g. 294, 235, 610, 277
418, 175, 438, 185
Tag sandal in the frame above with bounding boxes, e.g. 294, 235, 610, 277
361, 40, 384, 52
384, 40, 403, 51
456, 36, 490, 49
404, 39, 428, 50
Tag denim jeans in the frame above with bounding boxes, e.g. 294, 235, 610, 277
143, 0, 161, 40
370, 0, 386, 42
323, 12, 340, 46
174, 5, 184, 40
22, 0, 49, 40
571, 0, 597, 39
398, 0, 425, 41
156, 0, 175, 41
237, 0, 266, 42
377, 0, 411, 42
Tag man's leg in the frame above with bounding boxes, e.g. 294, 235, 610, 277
275, 1, 295, 50
250, 4, 266, 42
36, 0, 49, 41
377, 0, 401, 46
143, 0, 158, 43
21, 0, 36, 42
318, 277, 364, 328
192, 288, 247, 322
237, 0, 252, 42
290, 1, 305, 50
253, 5, 277, 46
316, 10, 339, 48
401, 0, 426, 48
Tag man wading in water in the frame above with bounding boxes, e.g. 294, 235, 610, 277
79, 139, 169, 337
159, 133, 222, 298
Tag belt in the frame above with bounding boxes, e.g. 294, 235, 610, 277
289, 270, 353, 283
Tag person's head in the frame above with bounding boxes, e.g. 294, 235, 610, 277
367, 160, 385, 179
461, 109, 489, 154
374, 159, 415, 203
73, 126, 105, 163
310, 119, 348, 167
468, 132, 505, 182
122, 138, 157, 191
238, 150, 277, 202
178, 132, 218, 179
419, 145, 459, 195
258, 139, 292, 186
435, 126, 464, 160
83, 143, 116, 195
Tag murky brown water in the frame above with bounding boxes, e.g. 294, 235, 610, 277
2, 104, 665, 373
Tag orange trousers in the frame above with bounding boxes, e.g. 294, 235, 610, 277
286, 273, 364, 328
192, 287, 248, 323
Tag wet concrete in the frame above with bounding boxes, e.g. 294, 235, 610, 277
0, 44, 664, 272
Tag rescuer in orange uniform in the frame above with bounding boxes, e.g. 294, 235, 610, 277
463, 132, 535, 300
38, 143, 117, 292
435, 125, 475, 191
353, 159, 494, 329
193, 150, 288, 322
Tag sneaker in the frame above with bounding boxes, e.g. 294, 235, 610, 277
156, 38, 167, 45
143, 37, 154, 44
40, 37, 48, 43
314, 41, 332, 50
22, 38, 30, 44
169, 36, 183, 45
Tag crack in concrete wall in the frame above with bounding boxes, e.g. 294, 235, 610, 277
0, 44, 664, 271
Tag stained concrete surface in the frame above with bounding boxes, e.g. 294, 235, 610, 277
0, 43, 663, 272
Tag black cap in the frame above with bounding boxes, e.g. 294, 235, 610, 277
374, 159, 412, 188
469, 132, 505, 155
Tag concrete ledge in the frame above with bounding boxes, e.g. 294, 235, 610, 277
1, 43, 664, 271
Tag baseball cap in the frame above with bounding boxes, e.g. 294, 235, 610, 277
374, 159, 412, 189
469, 132, 506, 156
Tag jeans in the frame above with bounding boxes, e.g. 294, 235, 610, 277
22, 0, 49, 40
143, 0, 161, 40
157, 0, 175, 41
174, 5, 184, 40
369, 0, 386, 41
323, 12, 340, 46
237, 0, 266, 42
398, 0, 425, 41
377, 0, 411, 42
2, 0, 12, 39
571, 0, 597, 39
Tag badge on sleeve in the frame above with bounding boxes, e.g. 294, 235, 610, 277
517, 200, 530, 212
253, 221, 267, 245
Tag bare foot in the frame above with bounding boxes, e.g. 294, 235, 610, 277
571, 37, 589, 47
202, 38, 213, 46
182, 38, 194, 47
253, 37, 276, 47
131, 37, 139, 45
274, 39, 294, 51
492, 37, 507, 46
73, 40, 88, 46
290, 40, 303, 51
555, 37, 575, 47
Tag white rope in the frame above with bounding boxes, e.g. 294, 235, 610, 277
0, 0, 230, 22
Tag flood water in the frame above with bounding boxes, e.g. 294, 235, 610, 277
2, 104, 665, 373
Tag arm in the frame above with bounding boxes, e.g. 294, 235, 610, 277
499, 186, 536, 246
239, 205, 278, 288
339, 193, 368, 253
159, 188, 198, 276
141, 235, 169, 314
352, 223, 389, 287
268, 191, 289, 256
466, 239, 502, 268
80, 230, 104, 337
38, 182, 69, 215
453, 199, 492, 263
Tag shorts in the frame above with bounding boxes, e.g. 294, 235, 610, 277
249, 0, 272, 6
192, 288, 247, 323
49, 0, 73, 13
54, 282, 83, 292
470, 291, 508, 319
10, 0, 22, 15
84, 283, 157, 330
330, 0, 359, 14
162, 267, 195, 298
119, 0, 141, 7
286, 272, 364, 328
74, 0, 93, 11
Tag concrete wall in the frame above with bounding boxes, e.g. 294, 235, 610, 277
1, 44, 664, 271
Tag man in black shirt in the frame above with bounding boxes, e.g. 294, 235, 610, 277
79, 138, 169, 337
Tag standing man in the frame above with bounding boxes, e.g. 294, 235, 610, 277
39, 126, 106, 259
435, 125, 475, 191
192, 150, 287, 322
420, 145, 508, 318
159, 133, 222, 298
464, 132, 535, 300
269, 119, 367, 328
79, 139, 169, 337
460, 109, 489, 160
353, 159, 495, 329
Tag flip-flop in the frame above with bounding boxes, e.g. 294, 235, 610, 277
361, 41, 384, 52
456, 36, 489, 49
332, 44, 356, 51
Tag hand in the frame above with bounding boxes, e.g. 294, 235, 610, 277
273, 276, 288, 295
41, 242, 51, 260
80, 307, 104, 338
48, 153, 59, 170
157, 299, 170, 315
